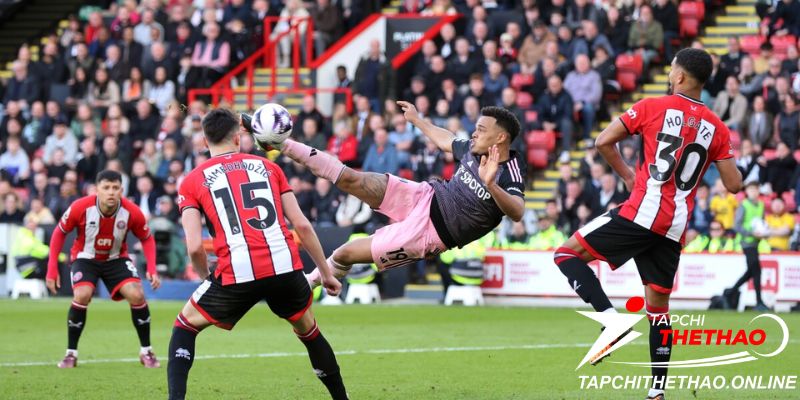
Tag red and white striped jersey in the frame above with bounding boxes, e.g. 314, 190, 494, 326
618, 94, 734, 243
177, 152, 302, 285
58, 196, 151, 261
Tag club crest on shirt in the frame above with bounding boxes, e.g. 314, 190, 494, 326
116, 220, 127, 230
72, 271, 83, 282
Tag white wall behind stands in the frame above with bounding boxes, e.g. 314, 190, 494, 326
315, 17, 386, 114
482, 250, 800, 311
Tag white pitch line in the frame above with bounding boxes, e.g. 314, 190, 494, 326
0, 342, 597, 368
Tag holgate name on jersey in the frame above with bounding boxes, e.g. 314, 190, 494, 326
202, 160, 271, 188
455, 164, 492, 201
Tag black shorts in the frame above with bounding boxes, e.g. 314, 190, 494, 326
575, 208, 682, 293
70, 258, 141, 301
189, 270, 313, 330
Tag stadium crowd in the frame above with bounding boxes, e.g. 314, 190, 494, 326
3, 0, 800, 281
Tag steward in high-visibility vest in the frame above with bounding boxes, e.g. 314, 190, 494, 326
727, 182, 771, 310
344, 233, 378, 284
440, 233, 493, 286
528, 216, 567, 250
11, 217, 66, 279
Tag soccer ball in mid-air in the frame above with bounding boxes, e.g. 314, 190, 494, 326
243, 103, 293, 149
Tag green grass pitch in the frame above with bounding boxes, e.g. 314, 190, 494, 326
1, 299, 799, 399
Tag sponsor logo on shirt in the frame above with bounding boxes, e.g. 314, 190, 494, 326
457, 165, 492, 201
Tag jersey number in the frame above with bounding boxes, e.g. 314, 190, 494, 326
213, 181, 277, 232
649, 133, 708, 191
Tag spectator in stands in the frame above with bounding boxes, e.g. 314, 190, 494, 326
66, 66, 90, 110
560, 178, 593, 232
713, 76, 748, 131
766, 197, 795, 250
130, 99, 160, 152
705, 53, 728, 100
710, 178, 739, 231
739, 56, 761, 100
425, 55, 448, 97
68, 43, 94, 80
564, 54, 602, 145
328, 120, 358, 167
567, 0, 603, 30
25, 197, 55, 225
595, 173, 624, 212
767, 77, 793, 116
119, 26, 144, 68
448, 37, 482, 87
76, 137, 99, 184
122, 66, 152, 104
690, 182, 714, 235
469, 20, 490, 51
519, 21, 557, 75
133, 174, 158, 218
605, 7, 630, 56
272, 0, 310, 67
759, 142, 798, 195
111, 5, 137, 40
355, 39, 393, 112
143, 41, 175, 82
537, 75, 574, 162
721, 37, 743, 77
0, 137, 30, 185
300, 119, 327, 151
293, 95, 326, 138
582, 20, 614, 59
223, 0, 251, 25
439, 78, 463, 116
531, 57, 558, 99
774, 95, 800, 150
459, 96, 480, 133
42, 117, 77, 165
134, 9, 164, 46
627, 5, 663, 72
4, 61, 39, 109
88, 68, 121, 116
149, 66, 176, 116
768, 0, 800, 37
102, 45, 128, 86
498, 33, 519, 68
414, 40, 438, 77
22, 102, 50, 152
35, 42, 68, 99
311, 178, 339, 227
500, 88, 526, 132
737, 139, 762, 184
88, 26, 113, 60
0, 192, 24, 224
312, 0, 343, 56
754, 43, 774, 74
652, 0, 678, 62
60, 15, 82, 49
556, 24, 587, 62
192, 22, 230, 86
70, 104, 99, 140
783, 45, 799, 76
465, 74, 496, 109
363, 128, 399, 175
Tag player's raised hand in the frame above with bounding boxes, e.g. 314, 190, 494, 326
322, 274, 342, 297
147, 272, 161, 290
479, 145, 500, 185
46, 275, 60, 295
396, 101, 420, 123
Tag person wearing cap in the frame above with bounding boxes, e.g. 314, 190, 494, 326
529, 214, 567, 250
42, 115, 78, 165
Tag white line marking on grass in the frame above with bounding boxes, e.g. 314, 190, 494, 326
0, 343, 598, 368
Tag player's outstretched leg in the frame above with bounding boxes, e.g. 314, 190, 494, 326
553, 237, 614, 312
282, 139, 388, 209
306, 237, 373, 288
168, 306, 210, 400
644, 286, 672, 400
120, 282, 160, 368
291, 310, 348, 400
59, 286, 93, 368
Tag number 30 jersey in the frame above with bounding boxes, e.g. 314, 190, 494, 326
618, 93, 734, 243
178, 152, 302, 285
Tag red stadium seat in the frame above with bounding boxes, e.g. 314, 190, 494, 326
398, 169, 414, 180
740, 35, 764, 56
527, 148, 550, 169
678, 1, 705, 21
516, 91, 533, 109
511, 73, 534, 91
526, 130, 556, 152
615, 53, 643, 92
524, 110, 538, 124
617, 71, 638, 92
771, 35, 797, 58
680, 18, 701, 38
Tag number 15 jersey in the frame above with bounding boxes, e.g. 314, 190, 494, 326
178, 152, 302, 285
618, 93, 734, 244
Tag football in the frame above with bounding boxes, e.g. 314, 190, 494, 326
246, 103, 293, 149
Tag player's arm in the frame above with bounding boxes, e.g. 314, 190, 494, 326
397, 100, 455, 153
181, 208, 210, 280
715, 157, 743, 194
480, 145, 525, 222
281, 191, 342, 296
45, 226, 68, 294
595, 118, 636, 191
